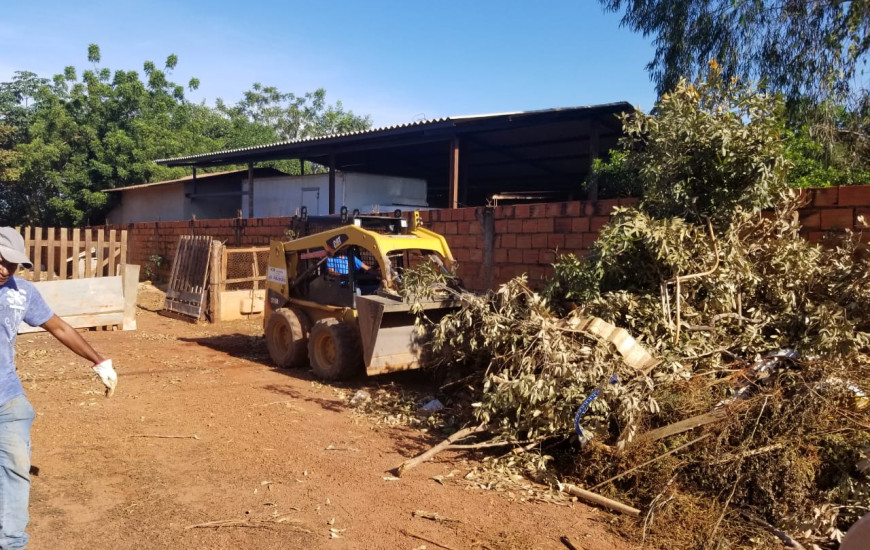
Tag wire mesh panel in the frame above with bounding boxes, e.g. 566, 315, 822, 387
224, 248, 270, 291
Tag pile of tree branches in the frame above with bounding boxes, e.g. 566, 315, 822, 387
401, 70, 870, 549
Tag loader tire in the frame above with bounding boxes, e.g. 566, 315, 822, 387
266, 307, 310, 368
308, 318, 364, 380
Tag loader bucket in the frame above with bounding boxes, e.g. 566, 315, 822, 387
355, 295, 456, 375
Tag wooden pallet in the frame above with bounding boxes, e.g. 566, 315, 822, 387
163, 236, 213, 321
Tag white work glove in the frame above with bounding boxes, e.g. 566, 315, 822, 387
92, 359, 118, 397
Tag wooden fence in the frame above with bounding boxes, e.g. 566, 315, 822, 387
16, 226, 128, 282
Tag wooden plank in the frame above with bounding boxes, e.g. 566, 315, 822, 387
26, 276, 124, 316
59, 227, 68, 280
33, 227, 42, 282
46, 227, 56, 281
71, 228, 81, 279
17, 276, 125, 334
120, 229, 128, 272
108, 229, 117, 275
18, 312, 124, 334
21, 227, 32, 281
96, 228, 105, 277
225, 246, 269, 254
448, 138, 460, 209
84, 229, 93, 278
208, 241, 222, 322
122, 264, 139, 330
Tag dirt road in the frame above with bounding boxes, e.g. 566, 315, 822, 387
15, 286, 640, 549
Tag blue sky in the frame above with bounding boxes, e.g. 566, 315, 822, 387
0, 0, 658, 127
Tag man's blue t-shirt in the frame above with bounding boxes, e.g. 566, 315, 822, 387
0, 277, 53, 406
327, 255, 364, 275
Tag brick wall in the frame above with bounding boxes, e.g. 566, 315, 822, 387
798, 186, 870, 243
121, 217, 292, 281
107, 185, 870, 290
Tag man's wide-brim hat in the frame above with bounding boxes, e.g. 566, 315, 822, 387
0, 227, 33, 269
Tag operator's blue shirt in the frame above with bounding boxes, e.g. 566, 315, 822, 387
327, 255, 364, 275
0, 277, 53, 406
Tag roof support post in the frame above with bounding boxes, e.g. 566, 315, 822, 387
448, 138, 460, 209
328, 154, 336, 214
247, 163, 254, 218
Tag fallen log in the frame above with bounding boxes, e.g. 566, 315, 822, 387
396, 424, 486, 477
558, 482, 641, 517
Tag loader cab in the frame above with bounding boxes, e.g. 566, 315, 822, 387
294, 244, 382, 308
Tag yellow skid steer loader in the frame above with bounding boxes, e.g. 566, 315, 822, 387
263, 210, 458, 380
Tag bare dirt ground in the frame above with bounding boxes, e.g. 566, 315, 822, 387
15, 283, 643, 550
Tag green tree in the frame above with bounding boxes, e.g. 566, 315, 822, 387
220, 83, 372, 140
2, 45, 229, 225
605, 63, 789, 223
600, 0, 870, 104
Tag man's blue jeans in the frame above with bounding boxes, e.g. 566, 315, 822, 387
0, 396, 34, 549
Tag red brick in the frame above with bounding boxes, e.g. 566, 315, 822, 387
529, 204, 546, 219
516, 235, 532, 249
531, 233, 548, 248
545, 203, 564, 217
522, 219, 537, 232
547, 233, 566, 248
494, 249, 508, 263
508, 249, 524, 263
595, 199, 620, 216
444, 221, 459, 234
572, 217, 590, 233
536, 218, 554, 233
820, 208, 854, 229
495, 220, 509, 233
514, 204, 531, 218
539, 250, 556, 264
494, 205, 514, 219
839, 186, 870, 206
583, 202, 596, 216
454, 248, 470, 262
590, 216, 610, 232
565, 202, 581, 217
500, 234, 517, 248
522, 249, 539, 264
508, 219, 524, 233
462, 207, 478, 221
554, 218, 573, 233
468, 222, 482, 235
798, 210, 820, 229
565, 234, 584, 249
813, 187, 839, 207
468, 248, 483, 263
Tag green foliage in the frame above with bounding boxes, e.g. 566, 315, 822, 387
600, 0, 870, 106
0, 45, 373, 226
613, 64, 789, 224
582, 150, 641, 199
785, 122, 870, 188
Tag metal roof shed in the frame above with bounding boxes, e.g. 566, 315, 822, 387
155, 103, 632, 213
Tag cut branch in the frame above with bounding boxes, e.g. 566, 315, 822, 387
396, 424, 487, 477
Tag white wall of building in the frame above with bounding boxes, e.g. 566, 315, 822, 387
245, 172, 428, 218
106, 184, 186, 224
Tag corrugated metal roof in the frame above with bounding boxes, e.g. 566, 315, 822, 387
103, 167, 287, 193
154, 116, 454, 165
154, 104, 631, 166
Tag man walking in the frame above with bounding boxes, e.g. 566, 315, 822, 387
0, 227, 116, 548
